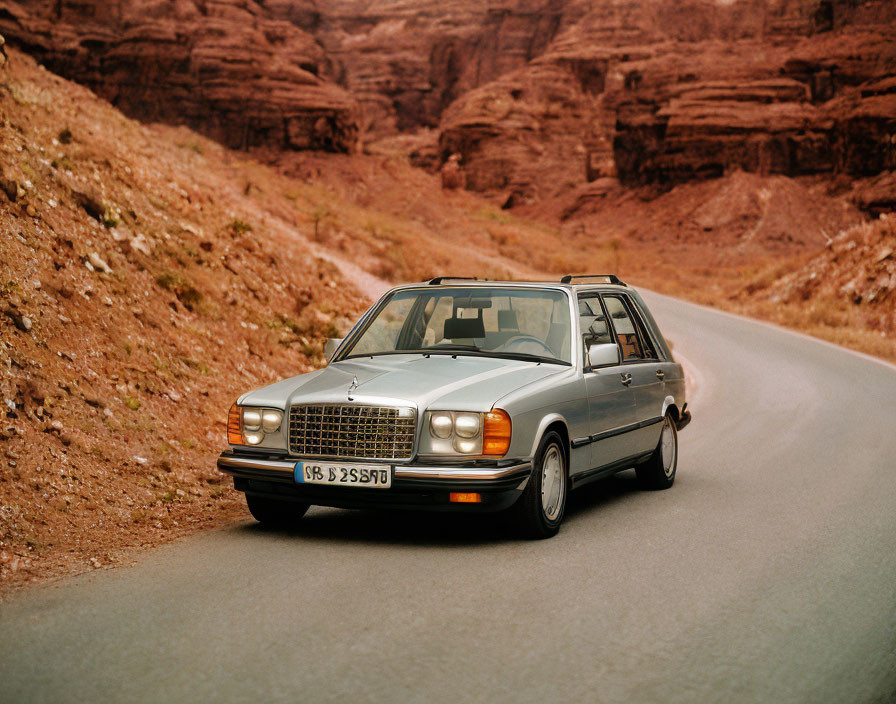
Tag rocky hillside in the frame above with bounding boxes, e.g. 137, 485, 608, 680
716, 212, 896, 363
0, 46, 368, 587
768, 215, 896, 310
755, 214, 896, 317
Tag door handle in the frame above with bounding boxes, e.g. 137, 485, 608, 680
621, 373, 632, 386
656, 369, 665, 379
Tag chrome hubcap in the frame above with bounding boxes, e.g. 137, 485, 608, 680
541, 445, 565, 520
661, 417, 676, 478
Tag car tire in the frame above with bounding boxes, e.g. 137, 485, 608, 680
635, 413, 678, 490
510, 431, 568, 539
245, 494, 309, 527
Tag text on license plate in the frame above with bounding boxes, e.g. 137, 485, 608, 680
294, 462, 392, 488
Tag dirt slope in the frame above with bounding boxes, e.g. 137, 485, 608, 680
734, 215, 896, 359
0, 48, 370, 588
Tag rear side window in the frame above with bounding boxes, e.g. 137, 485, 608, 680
602, 295, 644, 361
627, 299, 659, 360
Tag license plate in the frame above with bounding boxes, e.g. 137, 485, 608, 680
294, 461, 392, 489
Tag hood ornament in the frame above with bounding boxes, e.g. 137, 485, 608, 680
347, 375, 359, 399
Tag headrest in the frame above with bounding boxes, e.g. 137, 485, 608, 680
588, 317, 608, 335
498, 310, 519, 331
444, 317, 485, 339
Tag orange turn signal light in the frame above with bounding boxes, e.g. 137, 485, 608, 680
227, 403, 244, 445
450, 492, 482, 504
483, 408, 511, 456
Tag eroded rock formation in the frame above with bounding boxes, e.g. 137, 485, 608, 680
437, 0, 896, 211
0, 0, 892, 212
0, 0, 359, 152
310, 0, 570, 139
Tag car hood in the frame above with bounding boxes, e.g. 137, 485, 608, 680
240, 354, 567, 412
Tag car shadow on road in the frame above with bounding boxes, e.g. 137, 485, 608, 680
233, 470, 644, 547
238, 508, 515, 547
565, 469, 643, 521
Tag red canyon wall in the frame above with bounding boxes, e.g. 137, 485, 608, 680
0, 0, 359, 152
1, 0, 893, 209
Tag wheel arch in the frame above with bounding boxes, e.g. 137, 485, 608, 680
661, 395, 680, 422
529, 414, 571, 469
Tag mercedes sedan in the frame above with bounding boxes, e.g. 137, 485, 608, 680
218, 275, 690, 538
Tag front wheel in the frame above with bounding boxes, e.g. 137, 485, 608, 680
510, 431, 568, 539
245, 494, 309, 528
635, 414, 678, 490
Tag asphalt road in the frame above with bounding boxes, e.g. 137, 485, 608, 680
2, 293, 896, 704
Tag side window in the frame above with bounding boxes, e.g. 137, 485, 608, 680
626, 298, 659, 360
352, 294, 417, 356
602, 295, 644, 361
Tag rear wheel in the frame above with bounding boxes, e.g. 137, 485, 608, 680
635, 414, 677, 490
245, 494, 309, 528
510, 431, 568, 539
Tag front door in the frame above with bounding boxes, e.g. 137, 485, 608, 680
578, 294, 639, 470
601, 293, 665, 456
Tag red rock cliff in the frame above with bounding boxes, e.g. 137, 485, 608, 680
437, 0, 896, 208
0, 0, 359, 152
309, 0, 570, 138
1, 0, 893, 207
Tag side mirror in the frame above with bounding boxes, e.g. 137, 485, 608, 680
588, 343, 620, 369
324, 338, 343, 363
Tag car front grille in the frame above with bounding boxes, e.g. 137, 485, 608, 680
288, 404, 416, 460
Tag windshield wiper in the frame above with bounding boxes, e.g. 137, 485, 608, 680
489, 351, 569, 366
418, 346, 567, 366
341, 346, 568, 366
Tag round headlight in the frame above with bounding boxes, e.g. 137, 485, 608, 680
262, 409, 283, 433
242, 408, 262, 431
244, 431, 264, 445
454, 413, 481, 438
430, 412, 453, 439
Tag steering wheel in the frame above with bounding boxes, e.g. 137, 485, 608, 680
500, 335, 555, 356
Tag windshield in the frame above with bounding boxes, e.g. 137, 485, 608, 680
341, 287, 572, 365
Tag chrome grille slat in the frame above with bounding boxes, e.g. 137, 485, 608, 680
288, 404, 416, 460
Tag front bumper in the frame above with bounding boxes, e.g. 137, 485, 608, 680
217, 452, 532, 512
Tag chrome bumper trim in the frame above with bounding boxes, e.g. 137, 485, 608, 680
393, 462, 531, 480
218, 456, 295, 473
217, 455, 531, 481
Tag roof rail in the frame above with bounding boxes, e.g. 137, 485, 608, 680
560, 274, 627, 286
428, 276, 480, 285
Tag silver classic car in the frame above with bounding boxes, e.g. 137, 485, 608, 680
218, 275, 690, 538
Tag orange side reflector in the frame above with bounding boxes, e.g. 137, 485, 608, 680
482, 408, 511, 456
227, 403, 244, 445
450, 492, 482, 504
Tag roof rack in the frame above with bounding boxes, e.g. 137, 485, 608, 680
428, 276, 480, 285
560, 274, 627, 286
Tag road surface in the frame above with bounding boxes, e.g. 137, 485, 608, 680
2, 292, 895, 703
